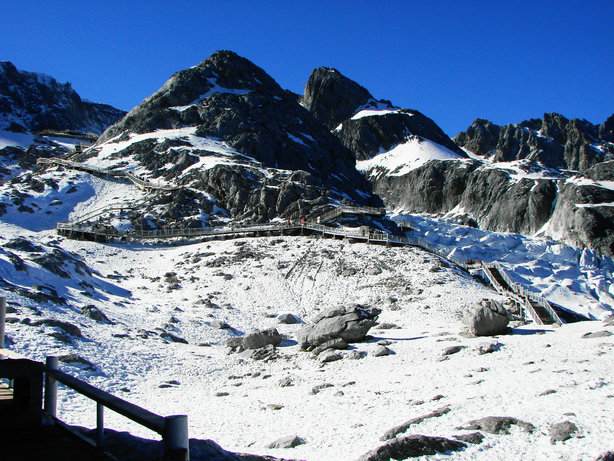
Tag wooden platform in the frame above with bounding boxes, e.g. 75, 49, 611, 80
0, 422, 113, 461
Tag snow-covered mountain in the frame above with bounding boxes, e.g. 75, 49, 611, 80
1, 51, 613, 460
70, 51, 380, 230
301, 69, 614, 257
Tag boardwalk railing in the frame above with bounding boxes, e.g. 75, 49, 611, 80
481, 262, 563, 325
317, 206, 386, 223
37, 158, 180, 192
44, 357, 189, 460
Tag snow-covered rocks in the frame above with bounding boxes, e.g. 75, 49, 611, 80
462, 299, 510, 336
296, 304, 381, 350
226, 328, 282, 352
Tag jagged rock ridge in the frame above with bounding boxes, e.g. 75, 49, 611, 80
454, 113, 614, 172
0, 61, 125, 135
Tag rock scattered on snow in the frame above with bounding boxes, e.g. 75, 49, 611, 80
58, 353, 96, 370
452, 432, 485, 444
265, 435, 305, 449
550, 420, 579, 444
319, 350, 343, 363
310, 383, 334, 395
357, 434, 466, 461
227, 328, 282, 352
477, 341, 501, 355
442, 345, 466, 356
373, 346, 391, 357
458, 416, 535, 435
376, 322, 401, 330
31, 318, 82, 337
297, 304, 380, 350
277, 313, 299, 324
582, 330, 613, 339
380, 406, 451, 441
81, 305, 112, 324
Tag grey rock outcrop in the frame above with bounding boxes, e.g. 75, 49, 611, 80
550, 421, 578, 443
458, 416, 535, 435
356, 434, 466, 461
300, 67, 381, 130
462, 300, 509, 336
297, 304, 380, 350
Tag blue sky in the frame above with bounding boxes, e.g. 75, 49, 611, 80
1, 1, 612, 136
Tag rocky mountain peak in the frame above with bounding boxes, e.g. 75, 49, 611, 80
300, 67, 384, 130
0, 61, 124, 134
454, 113, 614, 171
86, 51, 379, 226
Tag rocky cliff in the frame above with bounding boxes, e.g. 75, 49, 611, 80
0, 61, 125, 135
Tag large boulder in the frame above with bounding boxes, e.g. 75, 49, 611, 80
462, 299, 509, 336
297, 304, 380, 350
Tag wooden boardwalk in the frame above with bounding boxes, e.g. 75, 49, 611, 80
0, 422, 113, 461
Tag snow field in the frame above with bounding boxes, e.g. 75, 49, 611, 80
2, 230, 613, 460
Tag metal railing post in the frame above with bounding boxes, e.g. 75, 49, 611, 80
44, 356, 58, 418
163, 415, 189, 461
0, 296, 6, 349
97, 402, 105, 449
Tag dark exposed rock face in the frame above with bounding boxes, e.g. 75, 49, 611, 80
87, 51, 378, 225
367, 158, 559, 235
547, 179, 614, 257
98, 52, 361, 181
300, 67, 382, 130
0, 61, 125, 134
300, 67, 463, 160
454, 113, 614, 172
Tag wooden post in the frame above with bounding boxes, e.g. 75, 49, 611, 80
0, 297, 5, 349
44, 356, 58, 418
163, 414, 189, 461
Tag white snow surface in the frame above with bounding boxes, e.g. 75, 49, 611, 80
351, 109, 403, 120
357, 137, 465, 177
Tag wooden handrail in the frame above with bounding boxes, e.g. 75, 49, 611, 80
45, 357, 188, 460
49, 368, 166, 434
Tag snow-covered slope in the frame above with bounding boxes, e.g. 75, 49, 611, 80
357, 136, 466, 177
1, 219, 613, 460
